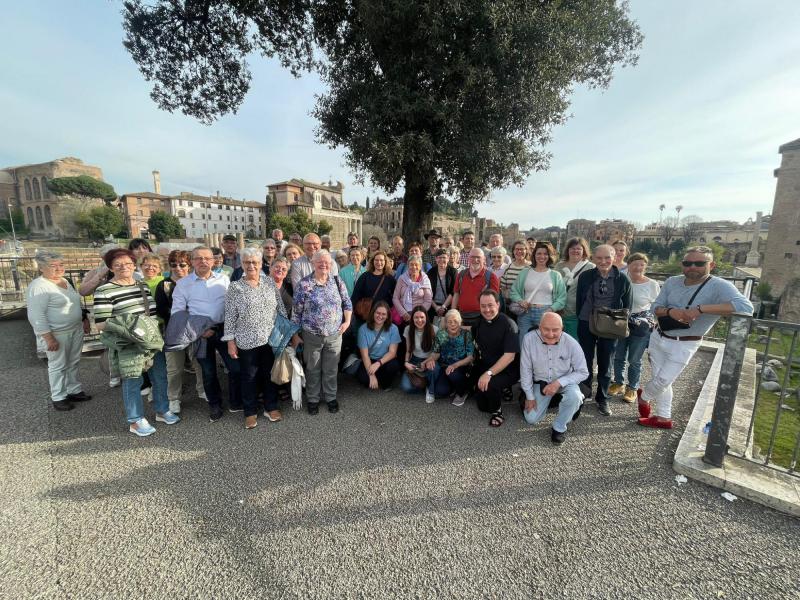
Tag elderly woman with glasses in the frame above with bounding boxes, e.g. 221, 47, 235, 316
269, 256, 293, 316
339, 246, 365, 297
555, 237, 595, 340
155, 250, 205, 414
393, 256, 433, 329
27, 250, 92, 411
94, 248, 179, 436
138, 253, 164, 298
223, 247, 295, 429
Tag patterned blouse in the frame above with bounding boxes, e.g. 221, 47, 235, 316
292, 273, 353, 337
431, 328, 474, 366
221, 273, 287, 350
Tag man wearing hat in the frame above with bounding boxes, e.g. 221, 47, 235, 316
221, 234, 241, 270
422, 229, 441, 267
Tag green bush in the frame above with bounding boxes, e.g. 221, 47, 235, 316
48, 176, 117, 203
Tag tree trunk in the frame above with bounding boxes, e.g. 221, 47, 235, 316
401, 164, 435, 244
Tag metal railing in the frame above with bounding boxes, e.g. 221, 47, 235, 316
704, 315, 800, 477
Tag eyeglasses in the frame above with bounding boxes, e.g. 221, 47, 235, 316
169, 262, 189, 268
112, 262, 135, 269
243, 261, 261, 266
682, 260, 708, 267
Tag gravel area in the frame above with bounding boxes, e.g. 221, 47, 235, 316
1, 319, 798, 599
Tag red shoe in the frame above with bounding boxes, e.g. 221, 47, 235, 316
638, 416, 673, 429
637, 388, 651, 418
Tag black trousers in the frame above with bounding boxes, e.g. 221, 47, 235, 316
356, 357, 401, 390
470, 363, 518, 414
577, 319, 617, 403
238, 344, 278, 417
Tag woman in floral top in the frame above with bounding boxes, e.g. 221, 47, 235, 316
292, 250, 352, 414
423, 309, 474, 406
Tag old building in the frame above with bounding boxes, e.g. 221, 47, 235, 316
565, 219, 596, 241
268, 178, 362, 247
0, 157, 105, 237
365, 198, 473, 240
119, 192, 173, 239
593, 219, 636, 244
762, 137, 800, 322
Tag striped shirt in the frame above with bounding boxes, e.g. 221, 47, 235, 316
500, 261, 530, 299
93, 281, 156, 323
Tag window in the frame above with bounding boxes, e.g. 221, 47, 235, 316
190, 213, 194, 219
201, 214, 205, 219
178, 210, 186, 217
179, 200, 184, 206
44, 205, 52, 226
24, 179, 32, 201
32, 178, 41, 200
138, 210, 143, 216
41, 176, 49, 199
796, 241, 800, 245
217, 204, 222, 210
785, 253, 794, 259
188, 201, 194, 207
219, 215, 222, 220
35, 206, 44, 229
26, 207, 33, 226
213, 224, 217, 230
227, 215, 230, 221
226, 205, 230, 210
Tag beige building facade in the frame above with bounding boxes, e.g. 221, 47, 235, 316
0, 157, 105, 237
268, 178, 362, 247
762, 138, 800, 322
364, 199, 474, 241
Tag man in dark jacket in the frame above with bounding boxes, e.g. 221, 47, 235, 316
575, 244, 632, 416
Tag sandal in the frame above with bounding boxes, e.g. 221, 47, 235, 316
489, 412, 505, 427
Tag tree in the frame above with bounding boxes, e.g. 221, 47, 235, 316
0, 208, 29, 236
268, 209, 320, 239
316, 219, 333, 236
74, 205, 124, 241
148, 210, 184, 241
48, 176, 117, 203
658, 216, 679, 245
121, 1, 642, 243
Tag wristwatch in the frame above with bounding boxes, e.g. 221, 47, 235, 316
486, 370, 494, 377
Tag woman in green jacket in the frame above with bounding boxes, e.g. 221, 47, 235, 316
509, 241, 566, 346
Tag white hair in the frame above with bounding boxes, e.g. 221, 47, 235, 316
312, 249, 332, 264
241, 247, 263, 261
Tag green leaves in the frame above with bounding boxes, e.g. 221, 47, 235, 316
48, 176, 117, 203
147, 211, 184, 241
74, 205, 125, 241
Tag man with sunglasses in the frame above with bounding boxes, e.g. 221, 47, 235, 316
638, 246, 753, 429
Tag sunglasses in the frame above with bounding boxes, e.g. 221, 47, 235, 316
682, 260, 708, 267
169, 262, 189, 268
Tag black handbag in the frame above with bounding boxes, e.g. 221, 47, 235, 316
656, 276, 713, 331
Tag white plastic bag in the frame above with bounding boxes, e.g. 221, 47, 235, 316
288, 347, 305, 410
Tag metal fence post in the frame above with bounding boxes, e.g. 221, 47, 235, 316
703, 315, 751, 468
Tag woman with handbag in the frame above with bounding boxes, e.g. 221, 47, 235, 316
223, 247, 294, 429
509, 242, 567, 347
574, 244, 632, 417
500, 240, 531, 315
555, 237, 595, 339
427, 249, 457, 325
400, 306, 439, 402
609, 253, 660, 403
392, 257, 433, 332
355, 301, 402, 390
351, 251, 396, 322
423, 309, 474, 406
94, 248, 178, 437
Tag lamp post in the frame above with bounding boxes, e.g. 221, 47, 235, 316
7, 201, 18, 253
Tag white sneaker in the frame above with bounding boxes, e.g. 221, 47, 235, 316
451, 394, 466, 407
109, 377, 121, 388
129, 418, 156, 437
425, 390, 435, 404
198, 392, 208, 402
169, 400, 181, 414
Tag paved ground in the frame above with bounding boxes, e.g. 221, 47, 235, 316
1, 318, 798, 599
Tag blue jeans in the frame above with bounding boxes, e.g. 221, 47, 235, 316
197, 328, 242, 411
122, 351, 169, 423
517, 305, 551, 347
433, 364, 470, 397
613, 333, 650, 389
400, 356, 437, 394
523, 382, 583, 433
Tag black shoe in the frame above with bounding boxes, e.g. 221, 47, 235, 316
228, 406, 244, 413
209, 407, 224, 422
53, 400, 74, 411
572, 400, 584, 422
308, 403, 319, 415
551, 428, 566, 444
596, 401, 612, 417
327, 401, 339, 414
66, 391, 92, 402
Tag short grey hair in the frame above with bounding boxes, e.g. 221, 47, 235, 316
34, 249, 64, 267
262, 238, 277, 249
407, 256, 422, 268
241, 246, 263, 261
686, 245, 714, 260
490, 247, 507, 257
312, 249, 332, 264
271, 256, 289, 270
444, 309, 462, 325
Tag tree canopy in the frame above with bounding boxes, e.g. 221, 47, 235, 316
74, 205, 125, 241
268, 209, 329, 239
148, 210, 184, 241
48, 175, 117, 203
122, 0, 642, 242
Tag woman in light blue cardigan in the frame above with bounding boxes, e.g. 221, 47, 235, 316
509, 242, 566, 346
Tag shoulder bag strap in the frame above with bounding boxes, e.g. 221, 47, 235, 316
372, 275, 386, 300
368, 329, 383, 354
684, 276, 714, 308
137, 282, 151, 316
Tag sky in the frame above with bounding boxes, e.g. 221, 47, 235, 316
1, 1, 799, 230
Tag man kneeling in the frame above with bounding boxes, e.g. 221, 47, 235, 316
520, 312, 589, 444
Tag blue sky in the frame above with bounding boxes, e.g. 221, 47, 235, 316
1, 1, 799, 230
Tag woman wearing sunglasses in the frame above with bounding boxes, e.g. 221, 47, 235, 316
155, 249, 206, 414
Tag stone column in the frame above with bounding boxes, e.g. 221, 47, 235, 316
237, 233, 245, 249
745, 211, 762, 267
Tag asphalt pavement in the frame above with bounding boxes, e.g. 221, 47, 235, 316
1, 318, 798, 599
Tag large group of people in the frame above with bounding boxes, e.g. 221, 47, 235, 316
27, 228, 753, 443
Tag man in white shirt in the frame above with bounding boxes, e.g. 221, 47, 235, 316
290, 232, 339, 289
172, 246, 240, 422
484, 233, 512, 266
272, 229, 287, 255
520, 312, 588, 444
